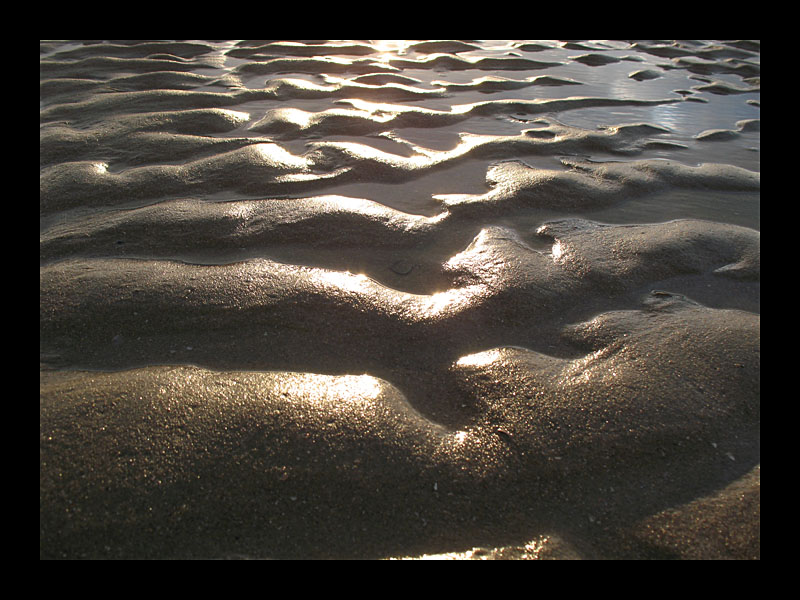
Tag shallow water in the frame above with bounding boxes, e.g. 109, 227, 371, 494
40, 40, 759, 560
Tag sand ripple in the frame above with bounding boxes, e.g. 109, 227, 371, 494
40, 40, 759, 560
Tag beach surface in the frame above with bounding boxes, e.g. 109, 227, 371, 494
40, 40, 760, 559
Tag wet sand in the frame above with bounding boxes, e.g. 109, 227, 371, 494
40, 40, 759, 559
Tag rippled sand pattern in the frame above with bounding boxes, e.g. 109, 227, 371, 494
40, 40, 760, 560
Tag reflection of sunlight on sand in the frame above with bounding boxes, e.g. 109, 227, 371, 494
279, 373, 383, 411
314, 270, 373, 294
551, 240, 565, 260
318, 56, 358, 68
329, 374, 383, 403
452, 430, 469, 444
335, 98, 411, 122
456, 348, 503, 368
323, 140, 434, 168
390, 536, 550, 560
370, 40, 411, 63
438, 429, 476, 459
421, 286, 482, 316
311, 265, 485, 320
253, 143, 308, 168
